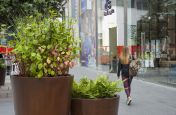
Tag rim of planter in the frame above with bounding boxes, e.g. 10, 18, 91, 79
72, 95, 120, 100
11, 74, 74, 78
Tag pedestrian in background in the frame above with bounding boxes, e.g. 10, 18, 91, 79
117, 46, 133, 105
110, 56, 117, 73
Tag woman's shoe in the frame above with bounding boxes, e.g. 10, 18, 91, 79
126, 96, 132, 105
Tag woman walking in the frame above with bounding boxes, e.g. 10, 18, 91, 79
117, 46, 133, 105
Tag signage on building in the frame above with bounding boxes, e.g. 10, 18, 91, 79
128, 25, 137, 39
104, 0, 114, 16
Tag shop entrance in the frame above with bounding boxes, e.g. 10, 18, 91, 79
109, 27, 117, 72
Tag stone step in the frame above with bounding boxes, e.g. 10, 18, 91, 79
0, 85, 12, 90
0, 89, 13, 98
0, 85, 13, 98
0, 93, 13, 98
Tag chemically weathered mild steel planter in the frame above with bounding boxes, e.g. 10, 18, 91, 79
71, 95, 120, 115
0, 68, 6, 86
11, 75, 73, 115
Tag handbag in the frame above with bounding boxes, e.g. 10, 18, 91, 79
129, 59, 141, 77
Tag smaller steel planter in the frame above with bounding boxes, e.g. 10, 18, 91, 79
71, 95, 120, 115
0, 68, 6, 86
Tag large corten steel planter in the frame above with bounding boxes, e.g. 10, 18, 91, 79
11, 75, 73, 115
71, 95, 120, 115
0, 68, 6, 86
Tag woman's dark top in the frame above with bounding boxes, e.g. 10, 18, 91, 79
117, 60, 129, 77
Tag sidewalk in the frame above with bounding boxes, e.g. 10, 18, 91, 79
138, 67, 176, 87
0, 66, 176, 115
97, 64, 176, 87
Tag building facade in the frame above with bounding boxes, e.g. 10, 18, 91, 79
69, 0, 176, 70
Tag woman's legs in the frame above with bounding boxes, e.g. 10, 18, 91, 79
129, 76, 133, 85
122, 76, 133, 105
128, 76, 133, 94
122, 76, 130, 97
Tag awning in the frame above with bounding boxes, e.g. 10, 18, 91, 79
0, 45, 13, 54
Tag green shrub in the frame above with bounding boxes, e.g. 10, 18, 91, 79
72, 75, 123, 99
0, 58, 6, 69
8, 12, 80, 78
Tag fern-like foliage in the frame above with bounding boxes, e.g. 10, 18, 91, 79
72, 75, 123, 99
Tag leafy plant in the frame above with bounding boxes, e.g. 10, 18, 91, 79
8, 12, 80, 78
139, 52, 154, 60
0, 58, 6, 69
0, 0, 64, 25
72, 75, 123, 99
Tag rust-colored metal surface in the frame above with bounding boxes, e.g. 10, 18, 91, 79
0, 68, 6, 86
11, 75, 73, 115
71, 96, 120, 115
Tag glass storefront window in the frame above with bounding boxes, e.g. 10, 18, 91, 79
71, 0, 176, 86
78, 0, 97, 67
96, 0, 119, 72
128, 0, 176, 86
128, 0, 176, 60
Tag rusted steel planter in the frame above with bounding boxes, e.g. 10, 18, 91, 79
0, 68, 6, 86
11, 75, 73, 115
71, 95, 120, 115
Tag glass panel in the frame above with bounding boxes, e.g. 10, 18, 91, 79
79, 0, 97, 67
96, 0, 119, 72
128, 0, 176, 87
